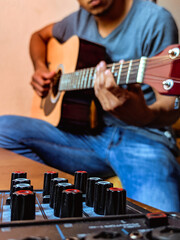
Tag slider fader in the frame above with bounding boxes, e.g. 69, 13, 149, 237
0, 170, 179, 239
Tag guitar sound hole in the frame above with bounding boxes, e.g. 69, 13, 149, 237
52, 69, 61, 97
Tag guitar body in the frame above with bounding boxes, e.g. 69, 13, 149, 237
31, 36, 107, 130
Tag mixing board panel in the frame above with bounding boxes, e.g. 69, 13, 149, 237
0, 170, 179, 239
0, 211, 180, 239
0, 190, 150, 223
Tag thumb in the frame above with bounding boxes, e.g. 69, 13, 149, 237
42, 71, 56, 80
128, 83, 142, 93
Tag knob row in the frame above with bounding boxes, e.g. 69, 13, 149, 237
9, 170, 126, 220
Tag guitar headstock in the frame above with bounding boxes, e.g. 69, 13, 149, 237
144, 44, 180, 96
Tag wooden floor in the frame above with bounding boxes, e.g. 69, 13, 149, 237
0, 148, 74, 190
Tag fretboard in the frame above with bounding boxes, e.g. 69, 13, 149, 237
59, 57, 147, 91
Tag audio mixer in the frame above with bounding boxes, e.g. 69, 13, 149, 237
0, 170, 179, 239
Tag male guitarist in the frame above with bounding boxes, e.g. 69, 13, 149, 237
0, 0, 180, 211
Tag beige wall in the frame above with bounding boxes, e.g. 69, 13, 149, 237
0, 0, 78, 116
0, 0, 179, 116
158, 0, 180, 42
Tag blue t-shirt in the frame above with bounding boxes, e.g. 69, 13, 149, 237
52, 0, 179, 154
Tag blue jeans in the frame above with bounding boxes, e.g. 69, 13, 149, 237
0, 115, 180, 212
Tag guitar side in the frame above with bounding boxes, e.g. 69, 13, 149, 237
31, 36, 80, 126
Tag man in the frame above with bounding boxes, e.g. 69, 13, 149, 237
0, 0, 180, 211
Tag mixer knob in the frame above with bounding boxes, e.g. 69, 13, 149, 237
12, 183, 33, 194
105, 187, 126, 215
86, 177, 103, 207
74, 171, 88, 193
12, 178, 31, 185
11, 190, 35, 221
43, 171, 58, 196
49, 178, 68, 208
54, 182, 74, 217
10, 171, 27, 194
60, 189, 82, 218
12, 178, 31, 194
94, 181, 113, 215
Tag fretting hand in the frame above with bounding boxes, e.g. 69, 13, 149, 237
94, 61, 154, 126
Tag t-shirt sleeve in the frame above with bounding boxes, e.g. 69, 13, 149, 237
52, 12, 78, 43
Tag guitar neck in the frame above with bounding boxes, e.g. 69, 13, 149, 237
59, 57, 147, 91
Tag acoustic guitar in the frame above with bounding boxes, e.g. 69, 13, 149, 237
31, 36, 180, 130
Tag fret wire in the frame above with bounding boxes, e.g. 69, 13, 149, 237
69, 73, 73, 90
80, 70, 84, 89
88, 68, 93, 88
77, 70, 81, 89
82, 69, 86, 89
70, 73, 73, 89
61, 75, 66, 90
117, 63, 123, 85
62, 74, 67, 90
91, 69, 95, 88
70, 74, 73, 89
126, 60, 133, 84
73, 72, 78, 89
111, 63, 115, 74
91, 68, 96, 88
68, 74, 72, 89
79, 70, 83, 89
83, 69, 87, 89
74, 71, 79, 89
84, 68, 89, 89
59, 75, 64, 91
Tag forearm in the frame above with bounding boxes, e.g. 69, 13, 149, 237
30, 32, 47, 70
29, 24, 54, 70
29, 24, 55, 97
147, 95, 180, 128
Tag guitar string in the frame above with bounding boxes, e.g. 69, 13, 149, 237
59, 55, 180, 90
144, 75, 180, 82
61, 55, 176, 80
62, 54, 179, 80
66, 60, 175, 88
64, 56, 175, 81
107, 54, 180, 68
108, 57, 174, 72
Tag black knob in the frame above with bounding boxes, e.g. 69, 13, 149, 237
74, 171, 88, 193
12, 178, 31, 186
86, 177, 103, 207
12, 183, 33, 194
10, 171, 27, 195
43, 171, 58, 196
105, 187, 126, 215
11, 190, 35, 221
54, 182, 74, 217
49, 178, 68, 208
11, 178, 31, 197
94, 181, 113, 215
60, 189, 82, 218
